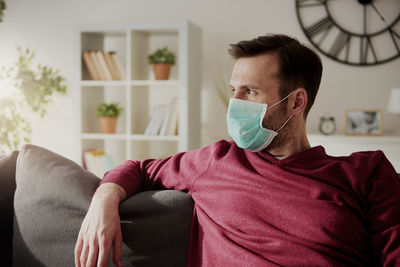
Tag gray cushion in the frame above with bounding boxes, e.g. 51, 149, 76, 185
13, 144, 193, 267
0, 150, 19, 267
13, 144, 100, 266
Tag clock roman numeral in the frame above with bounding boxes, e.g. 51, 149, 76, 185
389, 28, 400, 53
297, 0, 326, 8
360, 37, 377, 64
296, 0, 400, 66
329, 31, 351, 60
306, 16, 333, 38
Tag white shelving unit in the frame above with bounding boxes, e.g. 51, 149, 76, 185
309, 134, 400, 172
74, 21, 202, 167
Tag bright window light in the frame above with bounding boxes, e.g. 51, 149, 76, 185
0, 78, 16, 99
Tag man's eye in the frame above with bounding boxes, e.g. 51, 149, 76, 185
246, 89, 255, 95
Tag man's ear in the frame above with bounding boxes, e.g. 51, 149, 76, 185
290, 88, 308, 116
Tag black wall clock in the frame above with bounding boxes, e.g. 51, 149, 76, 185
295, 0, 400, 66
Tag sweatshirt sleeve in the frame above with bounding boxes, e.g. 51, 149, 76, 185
99, 141, 223, 196
365, 152, 400, 266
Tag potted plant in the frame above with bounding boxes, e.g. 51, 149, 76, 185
0, 0, 6, 22
96, 102, 123, 134
148, 47, 176, 80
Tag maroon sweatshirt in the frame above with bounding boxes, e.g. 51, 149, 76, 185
101, 140, 400, 266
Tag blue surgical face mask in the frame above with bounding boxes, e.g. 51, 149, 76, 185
226, 92, 294, 152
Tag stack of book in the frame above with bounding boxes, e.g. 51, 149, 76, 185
82, 50, 125, 80
82, 149, 115, 178
144, 98, 179, 136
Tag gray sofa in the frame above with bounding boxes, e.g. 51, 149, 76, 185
3, 144, 400, 267
0, 144, 194, 267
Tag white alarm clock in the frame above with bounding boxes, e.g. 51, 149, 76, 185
319, 117, 336, 135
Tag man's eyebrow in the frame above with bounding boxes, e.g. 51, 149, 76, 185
230, 84, 260, 89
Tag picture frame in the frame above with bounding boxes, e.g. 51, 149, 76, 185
345, 109, 383, 136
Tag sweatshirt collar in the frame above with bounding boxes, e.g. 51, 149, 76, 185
255, 145, 326, 166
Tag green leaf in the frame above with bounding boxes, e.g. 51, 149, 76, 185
96, 102, 123, 117
0, 47, 67, 151
148, 47, 176, 65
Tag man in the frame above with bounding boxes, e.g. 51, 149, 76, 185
75, 34, 400, 266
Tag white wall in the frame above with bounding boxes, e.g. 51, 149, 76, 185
0, 0, 399, 160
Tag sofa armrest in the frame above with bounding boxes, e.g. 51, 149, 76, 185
118, 190, 194, 266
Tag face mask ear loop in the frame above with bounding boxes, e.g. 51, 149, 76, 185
268, 90, 296, 110
276, 113, 293, 132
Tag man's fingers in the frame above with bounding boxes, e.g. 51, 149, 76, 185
74, 185, 126, 267
80, 240, 90, 267
85, 237, 99, 267
74, 237, 83, 267
112, 230, 123, 267
97, 236, 112, 267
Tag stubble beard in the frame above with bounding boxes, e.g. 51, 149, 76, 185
261, 105, 293, 151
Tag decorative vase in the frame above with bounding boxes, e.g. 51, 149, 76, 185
98, 117, 118, 134
153, 63, 171, 80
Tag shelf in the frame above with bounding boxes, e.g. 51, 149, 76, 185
130, 80, 180, 86
130, 134, 179, 141
80, 133, 180, 141
76, 21, 202, 165
81, 81, 128, 87
80, 80, 180, 87
81, 133, 128, 140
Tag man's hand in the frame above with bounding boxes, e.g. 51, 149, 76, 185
75, 183, 127, 267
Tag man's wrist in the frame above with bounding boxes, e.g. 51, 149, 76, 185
94, 182, 127, 203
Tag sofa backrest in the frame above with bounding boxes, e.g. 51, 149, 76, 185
0, 150, 19, 267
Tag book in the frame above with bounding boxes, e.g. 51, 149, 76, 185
103, 51, 120, 80
144, 105, 167, 135
154, 105, 167, 135
144, 107, 159, 135
90, 51, 106, 80
94, 154, 105, 176
96, 50, 113, 80
96, 50, 112, 81
83, 149, 104, 177
82, 51, 100, 80
159, 104, 171, 135
82, 149, 115, 178
111, 52, 125, 80
92, 149, 105, 177
167, 102, 179, 135
145, 106, 160, 135
101, 154, 115, 173
82, 149, 92, 170
160, 98, 178, 136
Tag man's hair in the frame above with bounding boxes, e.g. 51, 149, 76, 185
228, 34, 323, 118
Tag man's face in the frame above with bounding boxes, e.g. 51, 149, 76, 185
229, 53, 293, 150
